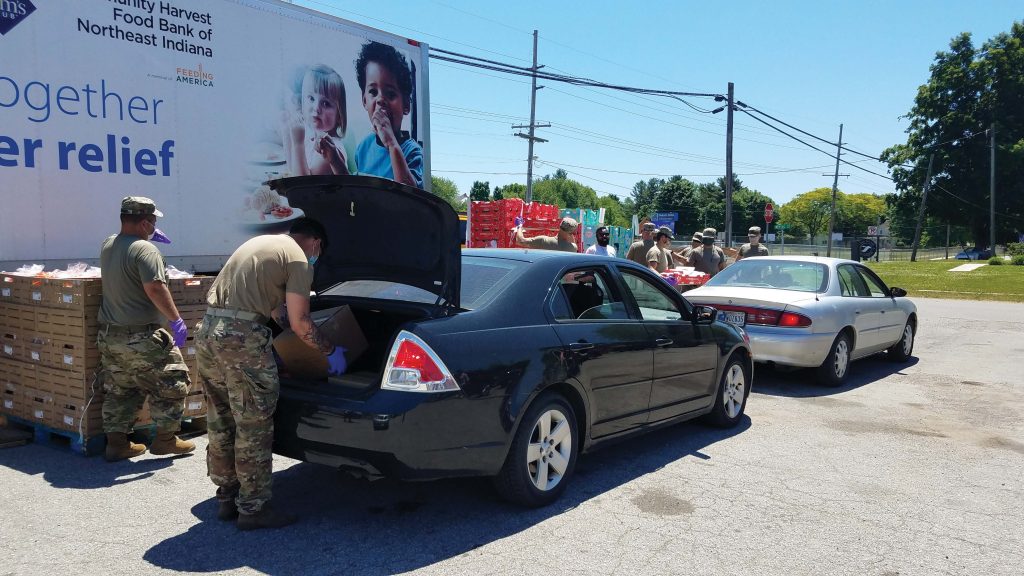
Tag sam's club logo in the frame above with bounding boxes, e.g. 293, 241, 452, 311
0, 0, 35, 36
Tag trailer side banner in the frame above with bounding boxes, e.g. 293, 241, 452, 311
0, 0, 430, 268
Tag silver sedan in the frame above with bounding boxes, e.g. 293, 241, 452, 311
685, 256, 917, 386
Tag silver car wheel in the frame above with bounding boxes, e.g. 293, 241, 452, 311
722, 363, 747, 419
833, 338, 850, 378
526, 409, 572, 492
900, 325, 914, 355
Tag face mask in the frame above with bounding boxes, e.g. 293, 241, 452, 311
151, 227, 172, 244
308, 240, 321, 265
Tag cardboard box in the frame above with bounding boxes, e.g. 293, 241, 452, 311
273, 305, 368, 379
169, 276, 216, 305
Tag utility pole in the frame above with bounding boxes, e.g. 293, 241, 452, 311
945, 222, 950, 260
990, 124, 996, 255
724, 82, 734, 248
825, 124, 843, 257
513, 30, 549, 204
911, 154, 935, 262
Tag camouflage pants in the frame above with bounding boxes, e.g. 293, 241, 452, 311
194, 315, 278, 515
97, 324, 191, 434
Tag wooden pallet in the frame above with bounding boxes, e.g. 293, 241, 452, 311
3, 414, 106, 456
2, 414, 207, 456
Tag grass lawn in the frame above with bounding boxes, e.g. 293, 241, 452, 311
865, 260, 1024, 303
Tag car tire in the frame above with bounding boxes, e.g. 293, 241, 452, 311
887, 321, 915, 362
816, 332, 851, 387
494, 393, 579, 508
704, 355, 749, 428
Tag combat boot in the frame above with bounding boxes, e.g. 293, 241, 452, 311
149, 429, 196, 455
217, 500, 239, 521
237, 502, 298, 531
105, 432, 146, 462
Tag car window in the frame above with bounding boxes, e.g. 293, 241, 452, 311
856, 266, 890, 298
619, 270, 682, 321
837, 264, 870, 297
320, 256, 524, 310
550, 267, 628, 321
708, 260, 828, 293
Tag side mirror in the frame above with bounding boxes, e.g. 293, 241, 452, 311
694, 305, 717, 324
890, 287, 907, 298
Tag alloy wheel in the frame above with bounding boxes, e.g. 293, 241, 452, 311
833, 338, 850, 378
526, 409, 572, 492
901, 325, 914, 356
722, 363, 747, 419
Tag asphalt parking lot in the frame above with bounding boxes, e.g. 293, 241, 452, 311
1, 297, 1021, 576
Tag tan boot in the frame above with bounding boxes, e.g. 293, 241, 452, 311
105, 432, 146, 462
237, 502, 298, 531
149, 429, 196, 455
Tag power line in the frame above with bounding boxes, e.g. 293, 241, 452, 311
735, 108, 897, 181
931, 184, 1024, 222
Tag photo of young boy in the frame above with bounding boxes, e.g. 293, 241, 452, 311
354, 41, 424, 189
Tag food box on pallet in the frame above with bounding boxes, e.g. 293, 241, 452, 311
169, 277, 216, 305
51, 391, 104, 436
1, 358, 27, 418
22, 381, 55, 424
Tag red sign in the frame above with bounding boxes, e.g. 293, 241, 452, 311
764, 203, 774, 223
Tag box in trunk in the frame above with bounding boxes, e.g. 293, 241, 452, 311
273, 305, 368, 379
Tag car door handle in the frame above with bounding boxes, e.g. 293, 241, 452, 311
654, 338, 673, 347
569, 342, 595, 352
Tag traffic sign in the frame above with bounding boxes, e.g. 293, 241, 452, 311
764, 203, 774, 223
777, 223, 789, 230
859, 238, 878, 259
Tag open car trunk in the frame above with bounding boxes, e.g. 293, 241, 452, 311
268, 175, 462, 400
275, 298, 438, 400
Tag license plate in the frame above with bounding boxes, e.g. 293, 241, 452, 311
718, 310, 745, 326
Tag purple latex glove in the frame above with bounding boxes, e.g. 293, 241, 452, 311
151, 227, 172, 244
513, 216, 523, 227
170, 318, 187, 348
326, 346, 347, 376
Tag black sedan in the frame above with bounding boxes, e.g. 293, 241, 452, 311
271, 176, 753, 507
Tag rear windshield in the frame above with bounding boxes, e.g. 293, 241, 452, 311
707, 260, 829, 293
320, 256, 525, 310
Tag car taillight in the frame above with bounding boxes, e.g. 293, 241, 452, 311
714, 304, 811, 328
778, 311, 812, 327
382, 331, 460, 393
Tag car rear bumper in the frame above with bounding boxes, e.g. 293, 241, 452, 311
273, 386, 510, 480
745, 329, 836, 367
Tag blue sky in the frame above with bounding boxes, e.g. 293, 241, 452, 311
291, 0, 1020, 206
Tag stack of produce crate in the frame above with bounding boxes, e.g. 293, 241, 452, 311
0, 273, 215, 454
468, 199, 562, 249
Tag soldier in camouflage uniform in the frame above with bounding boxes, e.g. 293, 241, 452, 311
98, 197, 195, 462
195, 217, 346, 530
735, 226, 771, 261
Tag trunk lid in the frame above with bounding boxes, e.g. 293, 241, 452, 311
271, 175, 461, 311
685, 286, 819, 308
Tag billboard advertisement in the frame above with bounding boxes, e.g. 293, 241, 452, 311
0, 0, 430, 265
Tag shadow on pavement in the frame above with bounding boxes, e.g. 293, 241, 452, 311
753, 354, 920, 398
144, 416, 751, 575
0, 442, 187, 488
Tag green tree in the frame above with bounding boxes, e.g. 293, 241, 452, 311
842, 193, 887, 237
493, 183, 526, 199
430, 176, 465, 211
469, 180, 491, 202
596, 194, 629, 227
881, 22, 1024, 248
779, 188, 834, 243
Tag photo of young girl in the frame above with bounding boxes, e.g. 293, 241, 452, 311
354, 41, 424, 189
282, 64, 350, 176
